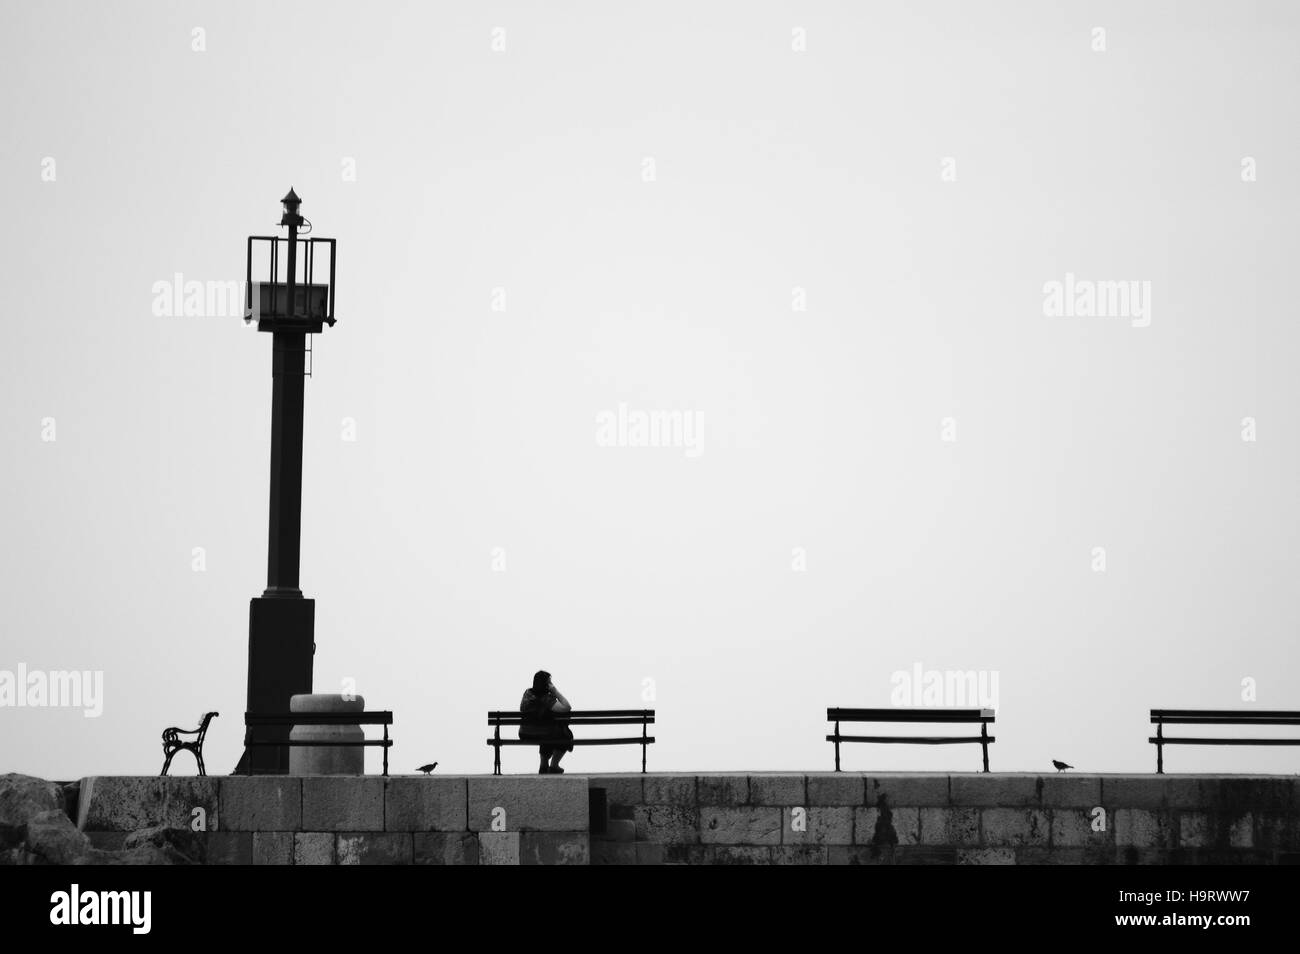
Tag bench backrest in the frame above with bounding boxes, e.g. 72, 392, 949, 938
1150, 709, 1300, 725
828, 707, 994, 723
488, 709, 654, 726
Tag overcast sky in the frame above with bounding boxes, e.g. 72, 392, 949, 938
2, 0, 1298, 779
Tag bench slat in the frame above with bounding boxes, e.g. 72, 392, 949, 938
488, 737, 656, 747
828, 734, 995, 745
1148, 737, 1300, 746
1150, 711, 1300, 725
827, 708, 994, 722
487, 717, 655, 726
488, 710, 653, 719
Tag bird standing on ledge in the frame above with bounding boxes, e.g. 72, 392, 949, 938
1052, 760, 1073, 772
417, 763, 438, 774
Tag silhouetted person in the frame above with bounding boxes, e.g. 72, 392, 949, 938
519, 670, 573, 774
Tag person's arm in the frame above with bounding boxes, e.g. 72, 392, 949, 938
551, 688, 571, 714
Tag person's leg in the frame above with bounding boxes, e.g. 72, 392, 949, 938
538, 745, 552, 774
548, 748, 565, 772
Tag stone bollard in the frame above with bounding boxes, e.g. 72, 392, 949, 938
290, 693, 365, 775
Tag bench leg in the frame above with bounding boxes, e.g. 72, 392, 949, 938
160, 750, 174, 777
981, 723, 990, 773
1155, 721, 1164, 774
194, 748, 206, 777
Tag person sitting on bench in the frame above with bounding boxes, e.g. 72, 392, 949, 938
519, 670, 574, 774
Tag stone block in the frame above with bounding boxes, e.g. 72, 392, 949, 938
771, 845, 829, 865
414, 831, 479, 865
1114, 809, 1175, 848
829, 845, 896, 865
806, 774, 866, 806
950, 775, 1039, 807
635, 843, 666, 865
220, 777, 301, 831
600, 818, 635, 843
1200, 778, 1297, 814
699, 846, 772, 864
337, 832, 412, 865
478, 831, 521, 865
253, 831, 294, 865
1178, 812, 1253, 850
749, 774, 806, 806
634, 805, 699, 844
77, 777, 166, 831
981, 808, 1049, 847
1050, 809, 1109, 848
294, 832, 335, 865
696, 774, 749, 805
1040, 775, 1101, 809
1016, 846, 1108, 865
642, 775, 696, 806
206, 831, 252, 865
1252, 814, 1300, 852
919, 807, 980, 846
699, 806, 782, 845
302, 777, 383, 832
896, 845, 960, 864
521, 831, 590, 865
1103, 775, 1200, 810
855, 806, 920, 846
591, 842, 637, 865
385, 777, 467, 831
957, 848, 1016, 865
866, 774, 949, 808
467, 777, 587, 831
585, 775, 644, 808
159, 777, 219, 830
782, 807, 853, 846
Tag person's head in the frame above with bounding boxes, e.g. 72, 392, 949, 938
532, 670, 552, 694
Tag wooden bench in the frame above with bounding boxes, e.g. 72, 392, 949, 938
1150, 709, 1300, 773
243, 710, 394, 776
160, 711, 219, 777
487, 709, 655, 775
827, 707, 996, 773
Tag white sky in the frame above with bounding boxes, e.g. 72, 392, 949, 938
2, 0, 1298, 779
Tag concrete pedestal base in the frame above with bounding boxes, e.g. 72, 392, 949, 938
290, 693, 365, 775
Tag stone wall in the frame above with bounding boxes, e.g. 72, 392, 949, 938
60, 772, 1300, 865
74, 775, 589, 865
588, 773, 1300, 865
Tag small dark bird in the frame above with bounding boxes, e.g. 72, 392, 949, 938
1052, 760, 1073, 772
416, 762, 438, 774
